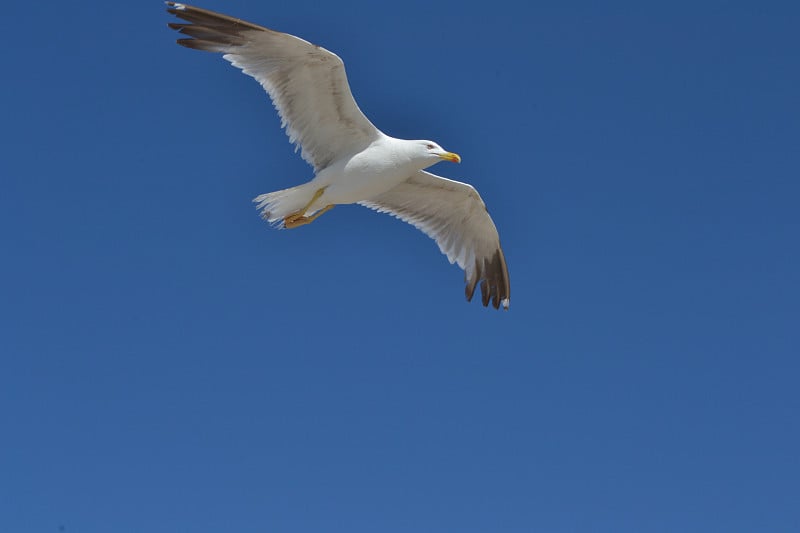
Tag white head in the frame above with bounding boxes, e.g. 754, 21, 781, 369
411, 139, 462, 167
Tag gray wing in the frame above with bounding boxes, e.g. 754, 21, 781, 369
359, 170, 510, 309
167, 2, 383, 171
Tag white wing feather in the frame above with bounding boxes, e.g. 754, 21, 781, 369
359, 170, 510, 309
167, 2, 382, 171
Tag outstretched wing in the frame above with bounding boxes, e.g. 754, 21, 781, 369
166, 2, 383, 171
359, 170, 510, 309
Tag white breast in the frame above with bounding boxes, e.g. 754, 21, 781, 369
310, 137, 423, 206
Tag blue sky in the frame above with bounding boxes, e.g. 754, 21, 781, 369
1, 1, 798, 531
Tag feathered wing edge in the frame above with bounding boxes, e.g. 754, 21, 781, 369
166, 2, 382, 171
359, 171, 510, 310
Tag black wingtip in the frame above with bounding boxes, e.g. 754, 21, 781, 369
465, 250, 510, 311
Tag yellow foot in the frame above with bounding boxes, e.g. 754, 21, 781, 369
284, 204, 334, 229
282, 186, 326, 228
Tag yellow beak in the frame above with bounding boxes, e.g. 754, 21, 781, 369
439, 151, 462, 164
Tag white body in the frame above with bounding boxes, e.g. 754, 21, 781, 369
253, 136, 437, 222
309, 136, 434, 210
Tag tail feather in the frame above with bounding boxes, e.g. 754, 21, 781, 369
253, 184, 313, 228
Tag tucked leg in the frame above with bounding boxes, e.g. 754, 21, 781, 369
284, 204, 335, 229
284, 187, 334, 229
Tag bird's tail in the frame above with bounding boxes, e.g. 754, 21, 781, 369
253, 184, 315, 228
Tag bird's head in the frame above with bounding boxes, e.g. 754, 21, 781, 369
416, 140, 461, 165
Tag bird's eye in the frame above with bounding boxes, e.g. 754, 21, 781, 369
426, 143, 435, 150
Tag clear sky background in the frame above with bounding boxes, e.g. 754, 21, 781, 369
1, 1, 798, 532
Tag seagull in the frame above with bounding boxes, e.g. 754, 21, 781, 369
166, 2, 511, 309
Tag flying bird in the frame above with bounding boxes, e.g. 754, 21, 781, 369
166, 2, 510, 309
